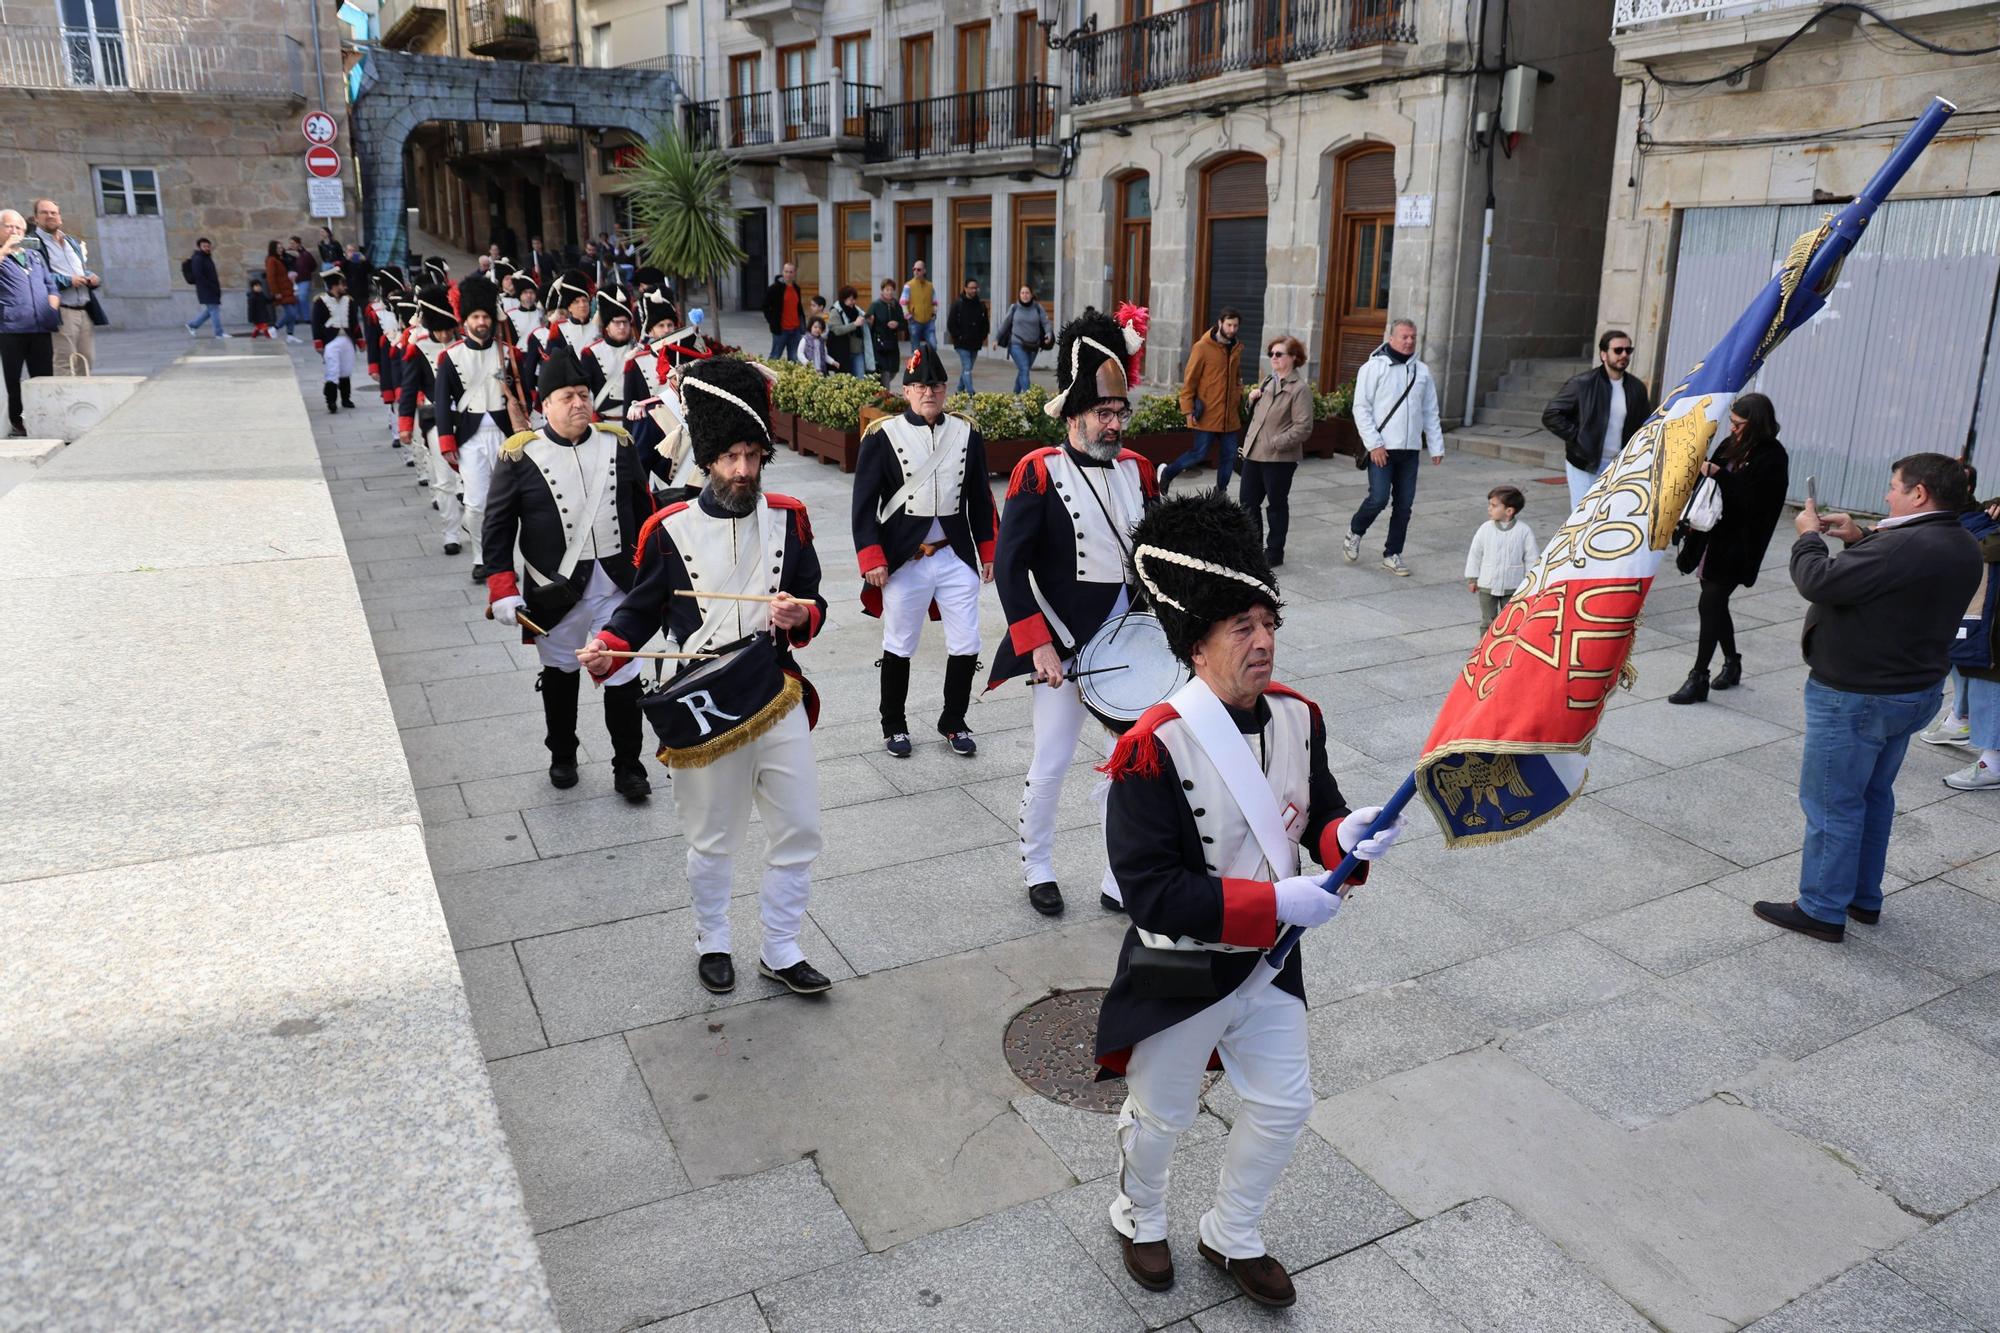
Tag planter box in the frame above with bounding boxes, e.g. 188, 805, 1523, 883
769, 408, 799, 452
983, 437, 1053, 477
857, 404, 898, 436
797, 418, 861, 472
1306, 417, 1362, 460
1125, 430, 1198, 470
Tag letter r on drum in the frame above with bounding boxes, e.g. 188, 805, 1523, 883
680, 691, 743, 737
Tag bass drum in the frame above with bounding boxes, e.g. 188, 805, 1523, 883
1075, 611, 1189, 733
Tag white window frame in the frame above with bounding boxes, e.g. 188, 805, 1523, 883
61, 0, 128, 88
94, 165, 159, 217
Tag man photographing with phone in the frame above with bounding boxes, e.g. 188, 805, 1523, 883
1758, 453, 1981, 944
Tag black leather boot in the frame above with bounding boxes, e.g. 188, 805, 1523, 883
539, 666, 582, 787
1712, 654, 1743, 691
603, 677, 650, 802
1668, 667, 1710, 705
938, 654, 979, 755
879, 652, 912, 756
323, 382, 339, 414
339, 375, 355, 408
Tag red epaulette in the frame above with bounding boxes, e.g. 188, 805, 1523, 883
632, 501, 689, 567
1100, 702, 1180, 781
765, 492, 812, 545
1119, 448, 1161, 500
1006, 448, 1059, 499
1264, 680, 1325, 729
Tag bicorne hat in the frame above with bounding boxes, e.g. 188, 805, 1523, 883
416, 282, 458, 334
901, 343, 951, 387
1045, 307, 1143, 420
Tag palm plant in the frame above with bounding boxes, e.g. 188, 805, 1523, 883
620, 126, 745, 336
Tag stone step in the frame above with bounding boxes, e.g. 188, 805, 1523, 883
1517, 355, 1593, 381
1484, 389, 1554, 414
1498, 369, 1576, 397
1447, 424, 1568, 471
1474, 405, 1548, 430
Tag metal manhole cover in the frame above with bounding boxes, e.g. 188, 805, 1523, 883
1004, 988, 1124, 1113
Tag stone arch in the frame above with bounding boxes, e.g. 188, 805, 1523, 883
352, 49, 690, 266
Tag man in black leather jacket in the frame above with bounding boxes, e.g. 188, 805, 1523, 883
1541, 330, 1652, 509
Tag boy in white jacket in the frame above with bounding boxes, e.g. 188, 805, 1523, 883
1466, 485, 1538, 630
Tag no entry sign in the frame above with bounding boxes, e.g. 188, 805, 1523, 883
306, 145, 342, 178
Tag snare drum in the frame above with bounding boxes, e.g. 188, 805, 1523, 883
639, 632, 804, 768
1075, 611, 1189, 733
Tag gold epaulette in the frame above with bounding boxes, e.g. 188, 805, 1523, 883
501, 429, 539, 458
945, 411, 975, 430
860, 414, 895, 438
597, 422, 632, 443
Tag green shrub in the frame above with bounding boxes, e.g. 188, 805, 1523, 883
1128, 393, 1187, 437
1315, 382, 1354, 421
762, 359, 816, 416
799, 372, 883, 431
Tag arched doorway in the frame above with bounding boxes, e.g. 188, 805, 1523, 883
1112, 171, 1150, 312
1323, 145, 1395, 391
1194, 153, 1267, 365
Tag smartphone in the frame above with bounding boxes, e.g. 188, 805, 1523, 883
1805, 475, 1818, 507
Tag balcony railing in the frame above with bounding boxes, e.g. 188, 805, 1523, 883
865, 83, 1059, 163
1069, 0, 1414, 104
724, 90, 774, 147
467, 0, 539, 59
0, 22, 305, 96
773, 81, 881, 140
1612, 0, 1810, 29
684, 101, 721, 151
616, 52, 701, 100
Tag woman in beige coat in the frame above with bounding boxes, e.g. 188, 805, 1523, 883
1237, 334, 1314, 566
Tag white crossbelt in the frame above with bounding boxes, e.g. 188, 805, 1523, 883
877, 431, 959, 524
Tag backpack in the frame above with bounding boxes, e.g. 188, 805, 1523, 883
1949, 509, 2000, 672
181, 256, 195, 284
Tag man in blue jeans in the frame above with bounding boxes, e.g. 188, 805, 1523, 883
183, 238, 227, 339
1341, 320, 1443, 575
1761, 452, 1982, 942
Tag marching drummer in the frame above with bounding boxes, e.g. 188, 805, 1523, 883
481, 342, 655, 801
852, 343, 996, 759
578, 357, 835, 999
989, 308, 1156, 917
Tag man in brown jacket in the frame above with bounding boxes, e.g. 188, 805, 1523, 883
1161, 310, 1245, 493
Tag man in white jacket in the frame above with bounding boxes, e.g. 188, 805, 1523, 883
1341, 319, 1444, 576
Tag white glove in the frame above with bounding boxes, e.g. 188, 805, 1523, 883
1336, 805, 1407, 861
1273, 875, 1341, 929
492, 595, 525, 628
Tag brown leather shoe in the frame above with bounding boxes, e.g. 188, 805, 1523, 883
1199, 1240, 1296, 1307
1120, 1236, 1174, 1291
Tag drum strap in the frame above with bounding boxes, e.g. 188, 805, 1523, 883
681, 502, 783, 657
1169, 678, 1297, 882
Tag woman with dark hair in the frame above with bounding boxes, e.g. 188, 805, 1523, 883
263, 240, 300, 342
1669, 391, 1791, 704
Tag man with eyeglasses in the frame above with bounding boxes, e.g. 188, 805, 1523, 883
990, 309, 1158, 918
1542, 330, 1653, 511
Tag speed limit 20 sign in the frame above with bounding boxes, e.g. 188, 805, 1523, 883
302, 110, 339, 146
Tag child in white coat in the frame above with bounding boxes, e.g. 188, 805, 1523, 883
1466, 485, 1538, 630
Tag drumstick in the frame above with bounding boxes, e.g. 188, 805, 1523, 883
484, 606, 550, 637
672, 589, 781, 603
1024, 664, 1130, 687
589, 649, 717, 661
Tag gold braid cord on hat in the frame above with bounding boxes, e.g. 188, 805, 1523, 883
682, 374, 771, 442
1043, 335, 1129, 418
1133, 544, 1279, 613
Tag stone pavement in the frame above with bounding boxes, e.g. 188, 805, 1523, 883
302, 345, 2000, 1333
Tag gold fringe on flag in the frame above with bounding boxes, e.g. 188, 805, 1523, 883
654, 673, 803, 769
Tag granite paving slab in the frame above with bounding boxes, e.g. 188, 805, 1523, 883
1377, 1197, 1651, 1330
1576, 884, 1781, 974
422, 666, 548, 725
1596, 696, 1795, 768
636, 1294, 771, 1332
809, 786, 1018, 879
1046, 1131, 1412, 1327
1884, 797, 2000, 885
457, 943, 549, 1060
757, 1201, 1141, 1333
425, 810, 540, 876
1916, 974, 2000, 1059
1305, 981, 1495, 1098
1010, 1095, 1228, 1184
1942, 846, 2000, 902
1738, 1015, 2000, 1217
436, 839, 687, 951
1706, 848, 1911, 906
1426, 931, 1653, 1032
1742, 1261, 1980, 1333
1672, 934, 1953, 1059
414, 782, 469, 825
1591, 756, 1805, 867
1734, 731, 1973, 815
536, 1160, 863, 1333
487, 1036, 692, 1232
521, 790, 684, 858
1189, 1243, 1465, 1333
1298, 877, 1512, 1003
1881, 1189, 2000, 1330
400, 709, 610, 789
1848, 880, 2000, 983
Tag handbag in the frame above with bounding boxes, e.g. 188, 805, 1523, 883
1684, 475, 1723, 532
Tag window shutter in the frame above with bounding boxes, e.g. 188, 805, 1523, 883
1343, 150, 1394, 213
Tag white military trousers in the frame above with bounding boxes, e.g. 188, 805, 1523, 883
880, 550, 982, 657
1019, 673, 1119, 902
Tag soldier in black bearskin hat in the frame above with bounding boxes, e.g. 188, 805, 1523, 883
989, 308, 1158, 917
433, 274, 529, 580
1090, 492, 1406, 1308
481, 341, 655, 800
503, 272, 542, 353
579, 284, 638, 422
852, 342, 995, 759
578, 357, 834, 999
396, 282, 459, 513
524, 268, 596, 414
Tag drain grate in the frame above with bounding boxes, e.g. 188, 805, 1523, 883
1003, 988, 1125, 1113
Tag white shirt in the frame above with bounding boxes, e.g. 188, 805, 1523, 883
1599, 374, 1627, 473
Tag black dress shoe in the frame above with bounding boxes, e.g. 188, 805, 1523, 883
759, 959, 832, 994
1712, 654, 1743, 690
1101, 893, 1126, 913
1120, 1236, 1174, 1291
698, 952, 736, 993
1846, 904, 1881, 925
470, 564, 488, 582
613, 764, 652, 802
1028, 882, 1064, 916
443, 541, 461, 556
1198, 1241, 1296, 1308
1753, 899, 1844, 943
1668, 667, 1709, 705
548, 757, 580, 789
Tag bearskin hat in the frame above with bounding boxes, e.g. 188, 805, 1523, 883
512, 272, 539, 299
416, 283, 458, 334
1046, 307, 1139, 420
547, 268, 592, 311
373, 265, 408, 296
635, 265, 665, 291
419, 256, 450, 285
680, 357, 775, 469
1126, 492, 1282, 666
456, 274, 500, 322
638, 290, 679, 335
537, 339, 592, 400
596, 285, 634, 326
901, 342, 950, 387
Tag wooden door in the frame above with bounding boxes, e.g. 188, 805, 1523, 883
727, 52, 760, 149
897, 200, 933, 279
954, 22, 989, 147
783, 204, 820, 300
1011, 192, 1057, 320
834, 31, 872, 135
835, 202, 872, 296
900, 34, 934, 152
951, 197, 992, 306
1195, 154, 1268, 369
1323, 147, 1395, 390
1113, 173, 1151, 311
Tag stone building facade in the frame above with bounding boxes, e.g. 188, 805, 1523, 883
0, 0, 353, 329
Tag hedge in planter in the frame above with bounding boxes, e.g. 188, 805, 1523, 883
795, 372, 881, 472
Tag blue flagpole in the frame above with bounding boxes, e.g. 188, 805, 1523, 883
1266, 772, 1418, 969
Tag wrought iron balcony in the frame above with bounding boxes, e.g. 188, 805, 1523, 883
864, 83, 1059, 164
379, 0, 448, 49
616, 52, 702, 101
0, 22, 306, 97
1612, 0, 1809, 28
1069, 0, 1414, 105
467, 0, 539, 59
684, 100, 721, 152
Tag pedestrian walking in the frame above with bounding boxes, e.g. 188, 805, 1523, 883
30, 198, 102, 376
868, 279, 904, 384
901, 260, 937, 350
1341, 319, 1443, 576
946, 280, 989, 392
1237, 335, 1313, 567
995, 286, 1051, 395
246, 278, 276, 338
1162, 310, 1246, 492
1943, 498, 2000, 791
1, 208, 60, 437
289, 236, 316, 328
182, 238, 227, 339
1667, 392, 1790, 704
1465, 486, 1537, 630
1759, 452, 1982, 941
1542, 330, 1652, 510
264, 241, 302, 342
762, 261, 804, 360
